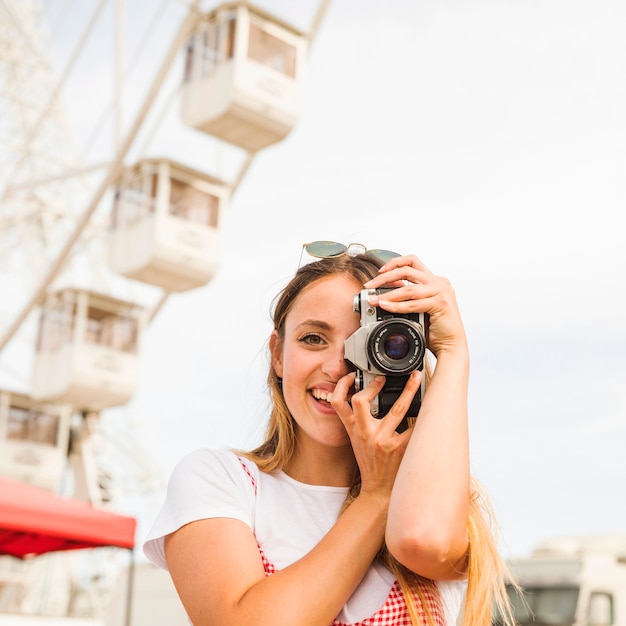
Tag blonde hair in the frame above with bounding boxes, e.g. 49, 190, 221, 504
241, 255, 516, 626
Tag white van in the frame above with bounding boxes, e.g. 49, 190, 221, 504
496, 535, 626, 626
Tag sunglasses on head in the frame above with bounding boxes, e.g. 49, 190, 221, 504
301, 241, 400, 265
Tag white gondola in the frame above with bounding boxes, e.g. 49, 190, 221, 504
181, 2, 307, 152
31, 289, 145, 411
0, 390, 71, 491
108, 158, 229, 292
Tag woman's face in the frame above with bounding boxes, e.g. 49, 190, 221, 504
271, 273, 362, 449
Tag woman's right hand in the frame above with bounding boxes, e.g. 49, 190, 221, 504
331, 369, 421, 502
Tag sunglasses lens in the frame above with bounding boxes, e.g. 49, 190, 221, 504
305, 241, 348, 258
367, 249, 401, 263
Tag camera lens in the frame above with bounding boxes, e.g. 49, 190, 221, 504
384, 333, 410, 360
366, 319, 425, 375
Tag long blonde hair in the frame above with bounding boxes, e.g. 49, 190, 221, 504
242, 255, 516, 626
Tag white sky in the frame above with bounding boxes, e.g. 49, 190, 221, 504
3, 0, 625, 559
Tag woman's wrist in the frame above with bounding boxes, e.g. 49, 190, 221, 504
357, 488, 391, 511
430, 340, 470, 364
352, 490, 390, 535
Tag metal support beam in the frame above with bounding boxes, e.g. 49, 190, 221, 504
0, 2, 202, 353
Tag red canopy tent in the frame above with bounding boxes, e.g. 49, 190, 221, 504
0, 475, 136, 558
0, 475, 138, 624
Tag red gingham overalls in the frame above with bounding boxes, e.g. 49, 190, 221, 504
238, 458, 445, 626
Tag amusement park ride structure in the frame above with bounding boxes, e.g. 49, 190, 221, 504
0, 0, 331, 622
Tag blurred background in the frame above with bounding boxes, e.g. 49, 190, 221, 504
0, 0, 625, 623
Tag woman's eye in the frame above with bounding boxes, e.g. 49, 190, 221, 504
300, 333, 324, 346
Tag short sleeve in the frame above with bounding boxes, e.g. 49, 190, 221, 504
143, 448, 257, 569
437, 579, 467, 626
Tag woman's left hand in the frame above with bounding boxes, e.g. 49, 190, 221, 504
364, 255, 471, 580
362, 254, 467, 358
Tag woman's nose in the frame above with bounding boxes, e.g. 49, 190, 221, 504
322, 346, 352, 380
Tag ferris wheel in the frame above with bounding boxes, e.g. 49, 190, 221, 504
0, 0, 331, 487
0, 0, 331, 620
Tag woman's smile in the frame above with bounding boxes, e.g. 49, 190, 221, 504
271, 274, 362, 447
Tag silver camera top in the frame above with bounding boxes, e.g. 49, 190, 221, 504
345, 288, 426, 376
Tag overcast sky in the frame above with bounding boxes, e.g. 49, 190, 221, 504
3, 0, 625, 559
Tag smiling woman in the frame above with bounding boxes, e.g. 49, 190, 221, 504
143, 248, 517, 626
269, 273, 363, 458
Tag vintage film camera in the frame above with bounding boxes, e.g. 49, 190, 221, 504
344, 288, 427, 432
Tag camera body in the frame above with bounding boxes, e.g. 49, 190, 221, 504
344, 288, 427, 432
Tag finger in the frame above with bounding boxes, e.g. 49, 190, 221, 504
373, 293, 438, 316
380, 370, 423, 433
368, 282, 436, 302
364, 287, 437, 319
348, 375, 386, 424
328, 372, 356, 432
331, 372, 356, 411
381, 254, 430, 273
364, 266, 432, 290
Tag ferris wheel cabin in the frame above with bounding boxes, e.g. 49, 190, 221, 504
0, 390, 71, 492
181, 2, 307, 152
31, 289, 145, 411
108, 158, 228, 291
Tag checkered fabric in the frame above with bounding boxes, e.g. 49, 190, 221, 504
331, 580, 444, 626
257, 544, 276, 575
238, 458, 444, 626
238, 457, 258, 495
258, 544, 443, 626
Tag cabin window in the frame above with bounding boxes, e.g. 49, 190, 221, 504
169, 179, 219, 227
184, 35, 195, 82
223, 17, 236, 60
248, 22, 296, 78
84, 307, 138, 354
497, 585, 580, 626
111, 173, 157, 230
36, 301, 75, 352
201, 25, 220, 77
7, 405, 59, 446
184, 15, 236, 82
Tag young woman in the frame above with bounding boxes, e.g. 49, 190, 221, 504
144, 246, 514, 625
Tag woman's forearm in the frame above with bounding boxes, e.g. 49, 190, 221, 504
386, 347, 471, 579
167, 491, 389, 626
241, 492, 387, 625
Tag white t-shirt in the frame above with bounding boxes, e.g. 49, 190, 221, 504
144, 448, 466, 625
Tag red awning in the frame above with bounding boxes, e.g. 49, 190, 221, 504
0, 475, 136, 558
